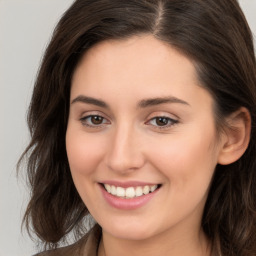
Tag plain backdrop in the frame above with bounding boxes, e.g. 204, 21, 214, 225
0, 0, 255, 255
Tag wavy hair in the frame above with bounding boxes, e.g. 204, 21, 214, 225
19, 0, 256, 255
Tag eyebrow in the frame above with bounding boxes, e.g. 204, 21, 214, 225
71, 95, 190, 108
71, 95, 109, 108
138, 97, 190, 108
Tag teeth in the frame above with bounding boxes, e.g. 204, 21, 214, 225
143, 185, 150, 194
126, 187, 135, 198
105, 184, 111, 193
135, 186, 143, 197
116, 187, 125, 197
111, 185, 117, 195
150, 185, 157, 192
103, 184, 159, 199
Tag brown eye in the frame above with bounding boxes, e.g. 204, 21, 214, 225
155, 117, 169, 126
146, 116, 178, 129
91, 115, 104, 125
80, 115, 109, 127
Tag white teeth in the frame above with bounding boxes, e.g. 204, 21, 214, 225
111, 185, 117, 195
105, 184, 111, 193
116, 187, 125, 197
103, 184, 159, 199
135, 186, 143, 197
150, 185, 157, 192
125, 187, 135, 198
143, 185, 150, 195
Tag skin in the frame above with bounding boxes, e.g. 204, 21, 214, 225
66, 35, 228, 256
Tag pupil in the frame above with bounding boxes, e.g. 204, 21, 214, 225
92, 116, 103, 124
156, 117, 168, 126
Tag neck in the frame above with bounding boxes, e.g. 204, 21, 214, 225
98, 227, 211, 256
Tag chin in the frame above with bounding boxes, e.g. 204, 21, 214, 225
101, 220, 156, 241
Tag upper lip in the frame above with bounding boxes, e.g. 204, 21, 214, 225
99, 180, 160, 188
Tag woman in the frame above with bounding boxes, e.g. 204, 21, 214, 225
19, 0, 256, 255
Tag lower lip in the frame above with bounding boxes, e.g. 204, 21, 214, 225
99, 185, 160, 210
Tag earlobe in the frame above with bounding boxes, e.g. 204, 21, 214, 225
218, 107, 251, 165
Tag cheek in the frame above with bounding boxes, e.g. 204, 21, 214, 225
65, 128, 106, 177
147, 131, 218, 224
149, 128, 218, 191
65, 127, 109, 207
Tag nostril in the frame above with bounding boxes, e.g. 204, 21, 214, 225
106, 155, 146, 174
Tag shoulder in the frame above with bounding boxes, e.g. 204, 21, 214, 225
33, 225, 101, 256
33, 240, 85, 256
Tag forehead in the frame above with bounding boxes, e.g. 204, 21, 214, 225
74, 35, 198, 79
71, 35, 213, 110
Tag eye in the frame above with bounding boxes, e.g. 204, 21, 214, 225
80, 115, 110, 127
146, 116, 178, 129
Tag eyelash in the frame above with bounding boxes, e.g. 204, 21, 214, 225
80, 115, 110, 128
80, 115, 179, 130
146, 116, 179, 130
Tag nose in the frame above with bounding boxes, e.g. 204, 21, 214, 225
105, 124, 145, 174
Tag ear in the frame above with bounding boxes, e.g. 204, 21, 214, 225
218, 107, 251, 165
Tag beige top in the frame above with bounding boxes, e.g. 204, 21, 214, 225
35, 225, 101, 256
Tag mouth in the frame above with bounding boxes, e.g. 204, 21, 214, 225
100, 183, 161, 199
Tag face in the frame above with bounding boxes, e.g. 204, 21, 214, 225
66, 35, 223, 241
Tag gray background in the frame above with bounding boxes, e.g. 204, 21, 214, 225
0, 0, 255, 255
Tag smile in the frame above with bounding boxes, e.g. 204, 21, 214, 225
103, 184, 160, 199
99, 182, 161, 210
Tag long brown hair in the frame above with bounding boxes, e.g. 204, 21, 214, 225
19, 0, 256, 255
